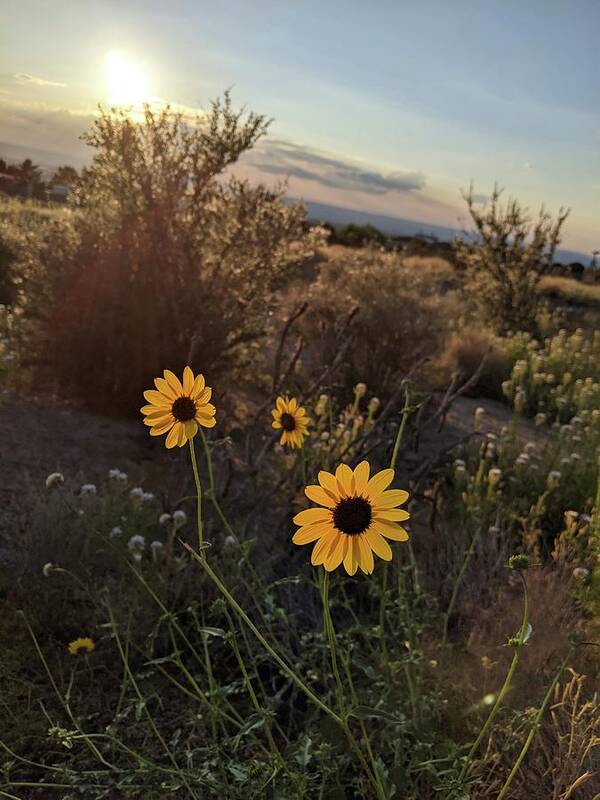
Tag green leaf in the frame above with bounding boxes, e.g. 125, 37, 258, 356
198, 626, 226, 638
348, 705, 405, 725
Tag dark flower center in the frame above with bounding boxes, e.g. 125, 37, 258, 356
172, 396, 197, 422
281, 412, 297, 432
333, 496, 372, 536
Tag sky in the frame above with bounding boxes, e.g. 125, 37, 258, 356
1, 0, 598, 253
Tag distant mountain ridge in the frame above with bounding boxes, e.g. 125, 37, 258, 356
299, 199, 590, 265
0, 141, 589, 265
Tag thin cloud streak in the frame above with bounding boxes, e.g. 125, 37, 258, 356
247, 139, 426, 196
13, 72, 67, 88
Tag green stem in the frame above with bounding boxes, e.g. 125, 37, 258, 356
189, 437, 203, 550
459, 572, 529, 783
188, 547, 342, 724
320, 570, 386, 800
442, 524, 483, 646
223, 609, 287, 775
496, 648, 572, 800
21, 614, 116, 771
389, 383, 411, 472
320, 571, 346, 710
106, 603, 198, 800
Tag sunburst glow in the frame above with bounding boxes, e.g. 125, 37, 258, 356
105, 50, 150, 107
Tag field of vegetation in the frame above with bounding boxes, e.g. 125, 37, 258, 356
1, 98, 599, 800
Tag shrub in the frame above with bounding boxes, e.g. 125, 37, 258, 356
438, 329, 511, 400
27, 97, 321, 412
454, 185, 569, 334
291, 248, 461, 398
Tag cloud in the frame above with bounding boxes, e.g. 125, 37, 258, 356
13, 72, 67, 88
0, 100, 94, 167
245, 139, 425, 196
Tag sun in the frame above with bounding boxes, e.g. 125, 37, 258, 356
105, 50, 150, 107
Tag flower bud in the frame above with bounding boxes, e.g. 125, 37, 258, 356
173, 509, 187, 529
45, 472, 64, 490
508, 554, 530, 571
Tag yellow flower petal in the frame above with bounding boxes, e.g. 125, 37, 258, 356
324, 534, 348, 572
311, 532, 337, 566
365, 529, 393, 561
197, 415, 216, 428
375, 520, 409, 541
374, 509, 410, 522
165, 425, 180, 449
366, 468, 395, 498
353, 461, 371, 495
150, 420, 175, 436
146, 415, 172, 428
185, 419, 198, 439
143, 389, 171, 407
357, 534, 374, 574
335, 463, 354, 497
374, 489, 410, 509
154, 377, 177, 400
292, 523, 332, 545
195, 387, 212, 405
182, 366, 194, 394
191, 374, 206, 398
272, 420, 282, 429
343, 538, 359, 576
293, 507, 332, 525
305, 485, 336, 508
318, 470, 340, 500
176, 422, 187, 447
163, 369, 183, 395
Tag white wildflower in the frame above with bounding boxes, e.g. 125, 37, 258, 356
45, 472, 64, 490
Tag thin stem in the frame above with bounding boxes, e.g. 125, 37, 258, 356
390, 383, 411, 472
459, 572, 529, 782
188, 547, 342, 724
496, 648, 572, 800
106, 603, 198, 800
189, 437, 203, 550
21, 614, 116, 772
223, 609, 286, 774
320, 570, 387, 800
442, 524, 483, 646
320, 571, 346, 710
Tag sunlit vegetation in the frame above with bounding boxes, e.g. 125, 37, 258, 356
0, 99, 599, 800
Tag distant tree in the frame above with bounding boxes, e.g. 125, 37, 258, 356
51, 165, 79, 187
454, 184, 569, 333
337, 223, 386, 248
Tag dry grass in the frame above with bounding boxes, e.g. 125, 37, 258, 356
539, 275, 600, 307
473, 669, 600, 799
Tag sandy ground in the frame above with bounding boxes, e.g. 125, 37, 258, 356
0, 390, 535, 526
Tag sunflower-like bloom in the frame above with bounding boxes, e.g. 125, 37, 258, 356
271, 396, 310, 449
141, 367, 216, 449
68, 637, 95, 655
292, 461, 410, 575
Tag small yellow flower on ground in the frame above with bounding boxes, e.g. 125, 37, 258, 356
68, 637, 95, 655
271, 396, 310, 449
141, 367, 216, 449
293, 461, 410, 575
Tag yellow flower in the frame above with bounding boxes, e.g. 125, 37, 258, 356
293, 461, 410, 576
271, 396, 310, 449
68, 637, 95, 655
141, 367, 216, 449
